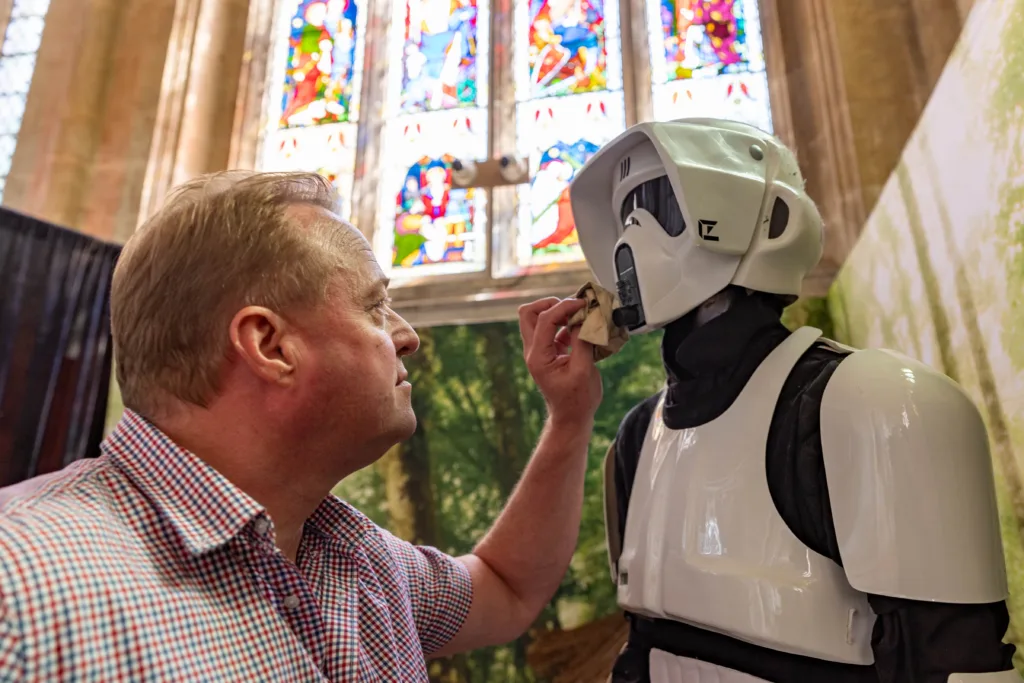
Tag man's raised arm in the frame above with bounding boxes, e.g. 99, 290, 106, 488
435, 296, 603, 656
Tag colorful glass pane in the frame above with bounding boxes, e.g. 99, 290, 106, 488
651, 0, 764, 84
510, 0, 625, 269
378, 109, 488, 276
262, 122, 358, 220
514, 93, 625, 267
279, 0, 366, 128
648, 0, 771, 129
652, 71, 771, 131
514, 0, 623, 101
397, 0, 487, 114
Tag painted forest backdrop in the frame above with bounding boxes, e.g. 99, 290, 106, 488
828, 0, 1024, 669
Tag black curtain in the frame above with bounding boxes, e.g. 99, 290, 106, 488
0, 207, 121, 488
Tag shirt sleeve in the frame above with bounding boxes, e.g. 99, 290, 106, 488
0, 548, 25, 681
382, 533, 474, 656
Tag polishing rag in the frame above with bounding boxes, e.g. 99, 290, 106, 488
567, 281, 629, 361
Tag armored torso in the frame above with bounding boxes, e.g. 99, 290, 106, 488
616, 327, 875, 668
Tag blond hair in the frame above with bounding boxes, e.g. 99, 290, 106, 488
111, 170, 350, 415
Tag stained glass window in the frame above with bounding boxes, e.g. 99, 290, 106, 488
262, 123, 358, 219
377, 111, 489, 277
511, 0, 624, 269
395, 0, 488, 114
260, 0, 366, 219
377, 0, 490, 278
514, 93, 624, 267
0, 0, 51, 202
647, 0, 772, 131
279, 0, 363, 127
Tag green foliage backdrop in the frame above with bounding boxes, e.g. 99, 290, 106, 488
829, 0, 1024, 669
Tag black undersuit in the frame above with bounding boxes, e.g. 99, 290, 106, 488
609, 293, 1016, 683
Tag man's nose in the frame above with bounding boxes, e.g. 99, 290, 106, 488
392, 313, 420, 356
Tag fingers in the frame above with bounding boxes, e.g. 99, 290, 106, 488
568, 325, 597, 369
554, 325, 572, 347
529, 298, 587, 365
518, 297, 561, 348
554, 325, 572, 356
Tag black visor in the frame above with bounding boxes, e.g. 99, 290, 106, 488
619, 175, 686, 237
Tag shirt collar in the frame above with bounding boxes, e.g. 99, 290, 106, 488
305, 495, 369, 550
104, 410, 266, 556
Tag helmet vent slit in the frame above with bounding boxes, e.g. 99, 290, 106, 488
768, 197, 790, 239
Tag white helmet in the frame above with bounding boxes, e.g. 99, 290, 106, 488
568, 118, 823, 334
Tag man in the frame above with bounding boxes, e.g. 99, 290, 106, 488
568, 118, 1017, 682
0, 171, 603, 681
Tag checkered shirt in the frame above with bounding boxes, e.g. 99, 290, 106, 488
0, 410, 473, 681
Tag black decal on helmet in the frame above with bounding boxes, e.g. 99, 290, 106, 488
697, 219, 719, 241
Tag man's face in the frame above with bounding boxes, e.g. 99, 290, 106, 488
285, 208, 419, 466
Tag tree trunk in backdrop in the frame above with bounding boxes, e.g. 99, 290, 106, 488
896, 162, 962, 382
481, 323, 529, 497
481, 322, 536, 677
377, 328, 468, 682
380, 328, 439, 546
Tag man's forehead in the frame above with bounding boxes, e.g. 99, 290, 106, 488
359, 251, 387, 283
281, 203, 386, 295
286, 203, 359, 235
285, 203, 370, 256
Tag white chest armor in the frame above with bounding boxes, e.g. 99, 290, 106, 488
616, 327, 876, 665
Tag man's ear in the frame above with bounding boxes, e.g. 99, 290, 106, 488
228, 306, 298, 385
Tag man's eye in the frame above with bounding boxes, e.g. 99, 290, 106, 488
374, 296, 393, 310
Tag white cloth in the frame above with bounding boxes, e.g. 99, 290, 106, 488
568, 281, 629, 361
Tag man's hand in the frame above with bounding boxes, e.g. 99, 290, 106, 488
518, 297, 603, 428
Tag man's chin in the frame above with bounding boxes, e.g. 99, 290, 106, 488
387, 411, 418, 444
398, 412, 417, 440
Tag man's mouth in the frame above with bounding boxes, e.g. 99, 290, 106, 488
397, 371, 409, 386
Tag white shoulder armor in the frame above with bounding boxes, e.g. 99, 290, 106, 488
819, 347, 1008, 604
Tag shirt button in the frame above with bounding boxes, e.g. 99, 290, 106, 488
254, 519, 270, 535
283, 594, 300, 610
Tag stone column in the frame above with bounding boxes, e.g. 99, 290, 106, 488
768, 1, 864, 295
139, 0, 250, 224
228, 0, 276, 170
830, 0, 965, 219
3, 0, 177, 241
0, 0, 13, 46
770, 0, 967, 294
954, 0, 977, 23
908, 0, 969, 93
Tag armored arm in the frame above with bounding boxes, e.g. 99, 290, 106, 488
819, 348, 1016, 682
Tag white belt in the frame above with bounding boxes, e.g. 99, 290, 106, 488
649, 649, 770, 683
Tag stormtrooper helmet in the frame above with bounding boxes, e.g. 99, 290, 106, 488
568, 118, 824, 334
